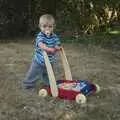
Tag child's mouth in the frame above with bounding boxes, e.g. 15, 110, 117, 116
45, 31, 51, 36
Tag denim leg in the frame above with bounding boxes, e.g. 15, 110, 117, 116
42, 67, 49, 86
42, 62, 57, 86
21, 59, 44, 89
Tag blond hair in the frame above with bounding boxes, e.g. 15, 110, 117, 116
39, 14, 55, 28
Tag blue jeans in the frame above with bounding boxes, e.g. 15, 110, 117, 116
21, 59, 49, 89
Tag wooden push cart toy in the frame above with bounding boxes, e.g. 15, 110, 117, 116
38, 47, 100, 104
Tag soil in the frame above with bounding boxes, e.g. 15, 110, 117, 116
0, 40, 120, 120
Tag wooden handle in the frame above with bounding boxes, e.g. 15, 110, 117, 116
42, 51, 58, 97
60, 47, 72, 80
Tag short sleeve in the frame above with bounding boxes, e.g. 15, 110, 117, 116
35, 33, 45, 48
55, 35, 61, 46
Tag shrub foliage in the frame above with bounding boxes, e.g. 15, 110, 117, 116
0, 0, 119, 37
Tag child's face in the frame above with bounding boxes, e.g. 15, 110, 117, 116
40, 24, 54, 37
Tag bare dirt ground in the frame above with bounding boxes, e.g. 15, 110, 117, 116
0, 40, 120, 120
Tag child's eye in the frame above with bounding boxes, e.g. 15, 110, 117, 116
42, 25, 47, 28
48, 25, 53, 28
42, 25, 53, 28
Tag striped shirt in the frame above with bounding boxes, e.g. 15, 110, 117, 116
34, 32, 60, 65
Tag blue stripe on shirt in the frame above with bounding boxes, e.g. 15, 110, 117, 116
33, 32, 60, 65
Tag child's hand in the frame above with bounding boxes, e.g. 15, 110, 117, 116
45, 48, 56, 53
54, 46, 62, 52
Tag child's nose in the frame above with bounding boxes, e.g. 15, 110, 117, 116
46, 26, 50, 30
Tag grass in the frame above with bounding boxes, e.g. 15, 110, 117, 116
60, 26, 120, 48
61, 32, 120, 46
0, 39, 120, 120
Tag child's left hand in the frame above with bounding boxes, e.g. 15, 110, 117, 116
54, 46, 62, 52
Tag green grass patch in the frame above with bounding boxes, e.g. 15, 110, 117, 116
109, 30, 120, 34
61, 32, 120, 47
